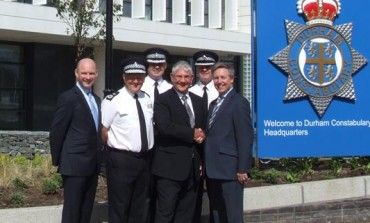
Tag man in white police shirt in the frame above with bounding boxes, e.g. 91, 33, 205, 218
101, 57, 154, 223
189, 50, 219, 223
189, 50, 219, 111
141, 47, 172, 104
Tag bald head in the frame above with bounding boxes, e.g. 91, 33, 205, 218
75, 58, 98, 90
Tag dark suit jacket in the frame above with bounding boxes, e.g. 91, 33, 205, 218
50, 85, 101, 176
151, 88, 206, 181
205, 89, 253, 180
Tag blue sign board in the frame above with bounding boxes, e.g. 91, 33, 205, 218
253, 0, 370, 157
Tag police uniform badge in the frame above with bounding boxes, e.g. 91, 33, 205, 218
105, 91, 119, 101
269, 0, 367, 117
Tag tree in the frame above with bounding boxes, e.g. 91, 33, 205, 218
52, 0, 122, 62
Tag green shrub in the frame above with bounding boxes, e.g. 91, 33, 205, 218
10, 192, 25, 206
12, 155, 28, 166
260, 168, 281, 184
11, 178, 28, 190
285, 171, 301, 183
347, 157, 361, 170
41, 174, 62, 195
329, 157, 344, 175
250, 167, 262, 179
31, 154, 44, 166
51, 173, 63, 187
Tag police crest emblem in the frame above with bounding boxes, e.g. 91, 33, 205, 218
269, 0, 367, 117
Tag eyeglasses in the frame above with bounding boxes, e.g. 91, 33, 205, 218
172, 75, 192, 81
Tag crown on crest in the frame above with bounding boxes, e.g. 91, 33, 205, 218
297, 0, 341, 26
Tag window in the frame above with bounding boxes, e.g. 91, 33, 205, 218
122, 0, 152, 19
0, 44, 26, 130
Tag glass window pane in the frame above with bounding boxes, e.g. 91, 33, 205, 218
0, 89, 24, 110
0, 64, 24, 88
0, 110, 26, 130
123, 1, 132, 17
145, 5, 152, 20
0, 44, 23, 63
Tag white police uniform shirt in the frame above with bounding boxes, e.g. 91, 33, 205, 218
189, 80, 218, 109
101, 87, 154, 152
141, 76, 172, 104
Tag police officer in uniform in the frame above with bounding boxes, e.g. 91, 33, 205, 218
101, 57, 154, 223
141, 47, 172, 222
189, 50, 219, 223
141, 47, 172, 104
190, 50, 219, 110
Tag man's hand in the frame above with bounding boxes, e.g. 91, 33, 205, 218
194, 128, 206, 143
237, 172, 249, 184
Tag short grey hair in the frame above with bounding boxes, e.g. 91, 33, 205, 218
212, 63, 235, 77
171, 60, 194, 76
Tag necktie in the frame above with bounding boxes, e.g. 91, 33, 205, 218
203, 86, 208, 111
182, 95, 195, 128
88, 91, 99, 131
135, 94, 149, 152
154, 81, 159, 102
208, 96, 223, 129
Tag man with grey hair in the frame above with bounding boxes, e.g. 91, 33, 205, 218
151, 61, 206, 223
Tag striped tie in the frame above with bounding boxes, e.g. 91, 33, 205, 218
208, 96, 223, 128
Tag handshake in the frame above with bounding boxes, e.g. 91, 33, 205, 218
194, 128, 206, 144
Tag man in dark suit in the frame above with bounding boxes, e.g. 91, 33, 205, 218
204, 63, 254, 223
151, 60, 206, 223
50, 58, 101, 223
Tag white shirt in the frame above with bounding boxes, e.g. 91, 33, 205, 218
189, 80, 218, 109
141, 76, 172, 104
101, 87, 154, 152
76, 82, 98, 111
175, 91, 195, 116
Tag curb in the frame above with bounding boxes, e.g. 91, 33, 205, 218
1, 176, 369, 223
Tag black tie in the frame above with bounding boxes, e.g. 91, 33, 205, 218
203, 86, 208, 111
154, 81, 159, 102
134, 94, 148, 152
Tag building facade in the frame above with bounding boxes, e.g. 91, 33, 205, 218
0, 0, 251, 131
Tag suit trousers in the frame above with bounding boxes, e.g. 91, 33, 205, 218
154, 167, 198, 223
206, 178, 244, 223
61, 172, 98, 223
107, 149, 151, 223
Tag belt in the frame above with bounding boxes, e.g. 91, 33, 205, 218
108, 147, 150, 157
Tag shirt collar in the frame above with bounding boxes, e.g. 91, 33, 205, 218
174, 89, 190, 99
76, 82, 91, 94
220, 87, 233, 98
146, 76, 164, 86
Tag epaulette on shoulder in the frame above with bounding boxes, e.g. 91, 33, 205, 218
141, 90, 150, 98
105, 91, 119, 101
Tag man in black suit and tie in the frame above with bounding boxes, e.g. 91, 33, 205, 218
204, 63, 254, 223
50, 58, 101, 223
151, 60, 206, 223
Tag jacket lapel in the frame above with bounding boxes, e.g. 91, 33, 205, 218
189, 92, 201, 127
208, 89, 235, 129
169, 89, 190, 126
73, 85, 96, 129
